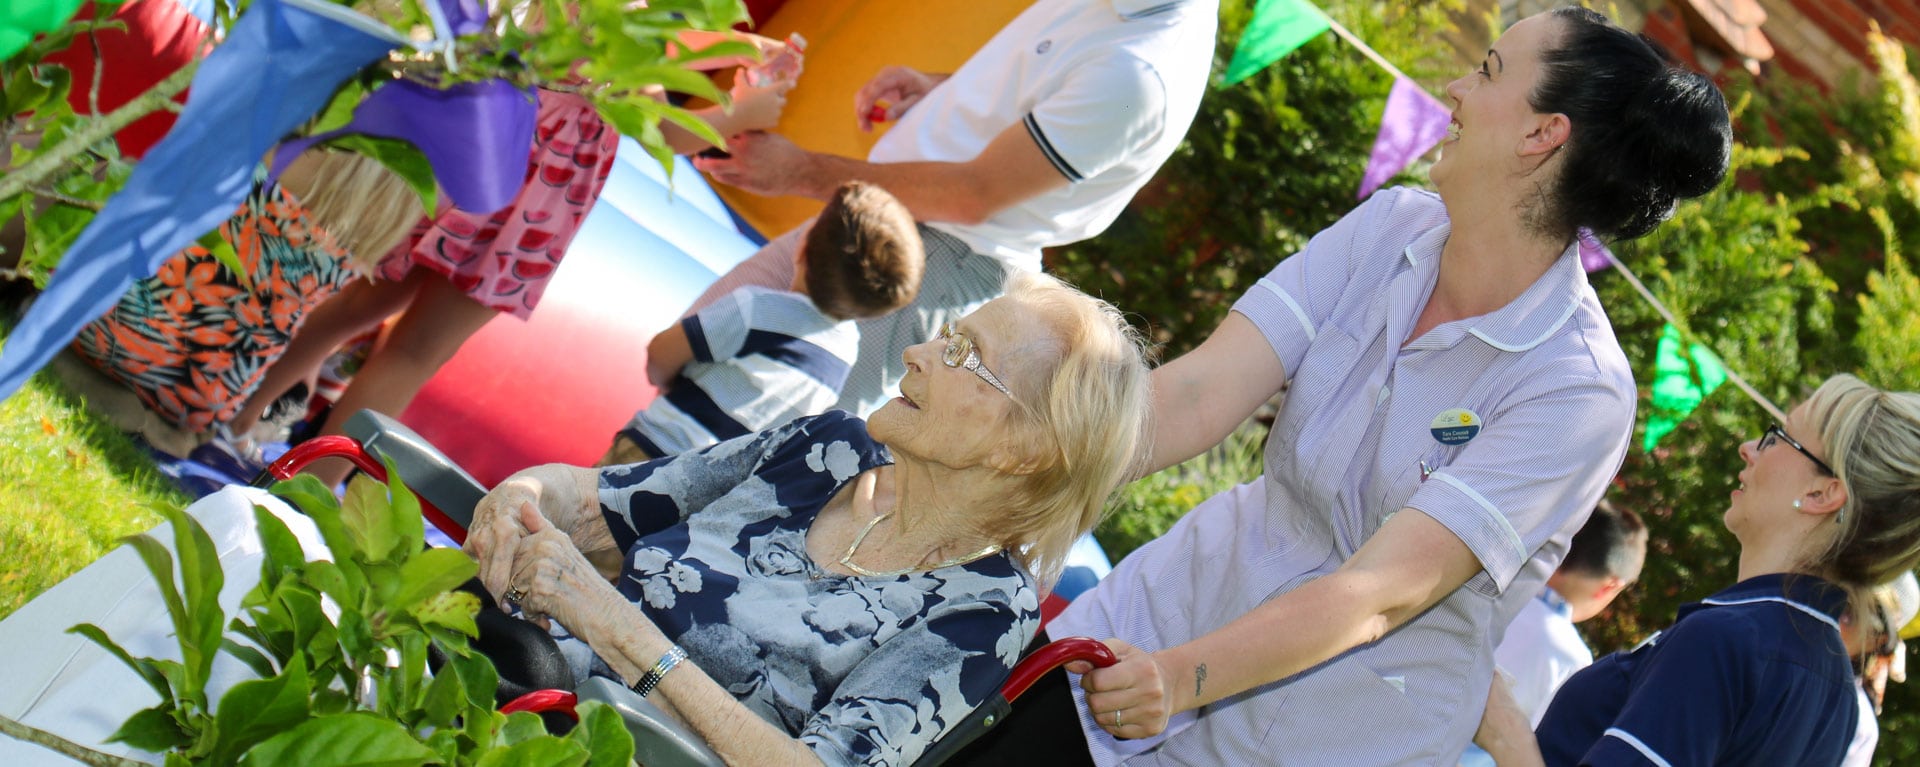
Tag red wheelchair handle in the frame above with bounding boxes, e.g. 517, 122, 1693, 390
1000, 636, 1117, 702
260, 436, 389, 484
500, 689, 580, 722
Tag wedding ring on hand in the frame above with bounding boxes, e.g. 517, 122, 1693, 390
1111, 709, 1122, 728
504, 587, 527, 604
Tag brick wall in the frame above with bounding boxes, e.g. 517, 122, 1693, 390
1755, 0, 1920, 89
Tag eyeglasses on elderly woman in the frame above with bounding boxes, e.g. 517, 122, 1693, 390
939, 322, 1013, 399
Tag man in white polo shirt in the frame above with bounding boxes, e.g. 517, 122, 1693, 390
692, 0, 1217, 416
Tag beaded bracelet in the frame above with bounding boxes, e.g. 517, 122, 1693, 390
632, 644, 688, 698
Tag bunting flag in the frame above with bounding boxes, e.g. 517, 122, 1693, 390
0, 0, 405, 401
1357, 76, 1450, 199
1221, 0, 1330, 86
270, 79, 538, 214
1644, 323, 1730, 453
0, 0, 84, 60
1578, 228, 1613, 272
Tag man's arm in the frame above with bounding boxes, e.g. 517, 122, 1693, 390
692, 121, 1070, 225
646, 321, 695, 387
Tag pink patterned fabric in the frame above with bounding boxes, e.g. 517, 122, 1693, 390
377, 88, 618, 318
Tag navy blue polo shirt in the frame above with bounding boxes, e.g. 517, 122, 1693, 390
1535, 574, 1857, 766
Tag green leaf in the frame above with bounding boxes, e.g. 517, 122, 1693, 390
210, 654, 313, 764
474, 735, 588, 767
419, 666, 465, 730
387, 548, 478, 614
320, 134, 437, 220
413, 590, 480, 639
566, 701, 636, 767
273, 476, 359, 569
120, 533, 187, 644
165, 507, 229, 705
221, 637, 278, 679
108, 705, 193, 752
303, 560, 363, 610
253, 504, 309, 592
199, 228, 252, 291
67, 623, 173, 701
238, 713, 439, 767
342, 474, 402, 564
380, 456, 425, 557
446, 640, 500, 711
424, 729, 463, 767
499, 710, 547, 745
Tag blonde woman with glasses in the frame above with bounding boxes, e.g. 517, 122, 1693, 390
1477, 374, 1920, 766
461, 272, 1152, 767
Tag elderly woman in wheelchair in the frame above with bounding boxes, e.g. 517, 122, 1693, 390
463, 273, 1151, 766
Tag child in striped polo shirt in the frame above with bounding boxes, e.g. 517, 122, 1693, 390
597, 181, 923, 464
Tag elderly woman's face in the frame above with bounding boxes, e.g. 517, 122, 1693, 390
868, 297, 1042, 471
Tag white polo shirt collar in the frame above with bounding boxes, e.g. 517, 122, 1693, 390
1111, 0, 1192, 19
1397, 224, 1589, 354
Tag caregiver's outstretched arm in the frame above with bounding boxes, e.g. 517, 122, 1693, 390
1077, 509, 1482, 736
1145, 312, 1285, 476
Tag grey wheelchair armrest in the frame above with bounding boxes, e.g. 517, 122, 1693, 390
342, 409, 486, 530
576, 677, 727, 767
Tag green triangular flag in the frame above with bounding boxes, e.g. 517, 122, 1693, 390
1644, 323, 1729, 453
1221, 0, 1333, 86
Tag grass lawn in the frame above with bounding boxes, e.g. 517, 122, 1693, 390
0, 365, 185, 620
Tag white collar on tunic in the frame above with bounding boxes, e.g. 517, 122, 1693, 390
1396, 223, 1590, 354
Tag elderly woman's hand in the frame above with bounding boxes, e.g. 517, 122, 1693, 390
466, 476, 545, 600
506, 504, 622, 632
1073, 639, 1175, 739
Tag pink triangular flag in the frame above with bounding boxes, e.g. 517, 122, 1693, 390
1358, 77, 1451, 199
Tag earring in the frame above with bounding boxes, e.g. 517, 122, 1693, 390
1793, 499, 1802, 510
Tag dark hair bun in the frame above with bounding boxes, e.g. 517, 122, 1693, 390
1533, 8, 1732, 241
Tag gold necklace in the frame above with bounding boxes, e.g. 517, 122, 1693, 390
837, 511, 1003, 578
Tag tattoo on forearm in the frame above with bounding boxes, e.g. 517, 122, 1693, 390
1194, 663, 1208, 698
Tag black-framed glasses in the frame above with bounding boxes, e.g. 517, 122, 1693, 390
1759, 423, 1835, 476
938, 322, 1013, 399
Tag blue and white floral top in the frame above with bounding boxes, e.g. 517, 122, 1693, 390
583, 410, 1041, 766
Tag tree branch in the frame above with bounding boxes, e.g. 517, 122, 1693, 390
0, 60, 199, 204
0, 714, 151, 767
31, 187, 106, 211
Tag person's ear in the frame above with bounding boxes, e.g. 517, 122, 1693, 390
1591, 575, 1625, 602
1802, 475, 1849, 518
1519, 112, 1571, 158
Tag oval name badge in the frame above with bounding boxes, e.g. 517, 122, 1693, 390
1430, 408, 1482, 446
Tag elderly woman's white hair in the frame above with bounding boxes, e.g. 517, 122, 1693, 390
983, 272, 1154, 585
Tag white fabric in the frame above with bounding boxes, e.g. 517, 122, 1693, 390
1049, 187, 1636, 765
1843, 685, 1878, 767
866, 0, 1216, 272
0, 488, 329, 766
1493, 587, 1593, 727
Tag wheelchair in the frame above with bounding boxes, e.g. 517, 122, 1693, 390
252, 409, 1117, 767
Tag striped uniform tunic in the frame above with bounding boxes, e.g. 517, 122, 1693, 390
1050, 187, 1636, 765
626, 286, 857, 457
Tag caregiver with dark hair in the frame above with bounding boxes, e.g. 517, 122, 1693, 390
951, 7, 1733, 766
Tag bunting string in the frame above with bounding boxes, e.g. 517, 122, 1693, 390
1599, 246, 1788, 424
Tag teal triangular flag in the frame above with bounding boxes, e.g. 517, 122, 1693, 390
1221, 0, 1332, 86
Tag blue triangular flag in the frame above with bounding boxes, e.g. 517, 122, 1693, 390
0, 0, 404, 400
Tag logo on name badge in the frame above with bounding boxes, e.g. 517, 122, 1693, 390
1430, 408, 1482, 446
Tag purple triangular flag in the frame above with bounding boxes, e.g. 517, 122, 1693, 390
1358, 76, 1451, 199
1578, 228, 1614, 272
